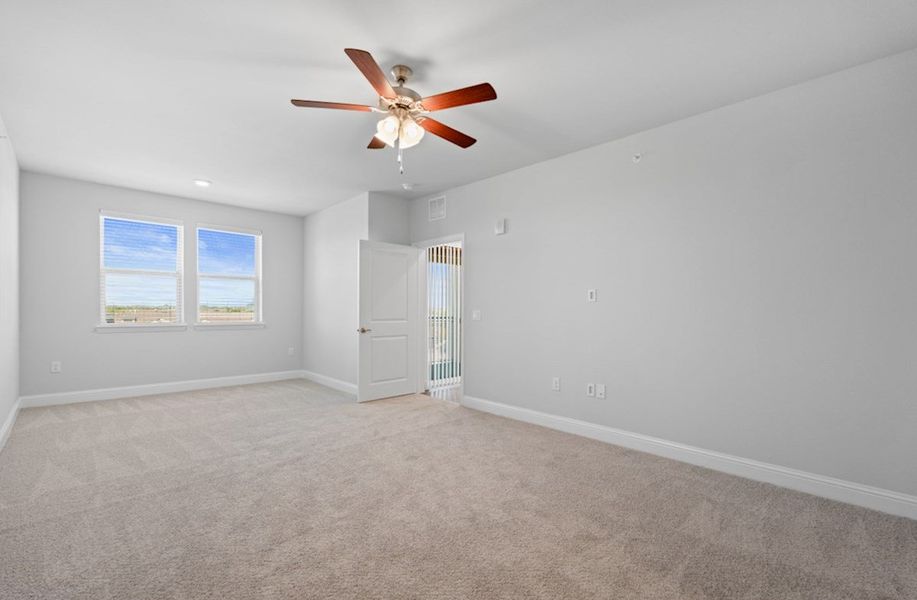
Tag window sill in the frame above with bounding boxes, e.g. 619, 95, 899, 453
95, 324, 187, 333
193, 322, 265, 330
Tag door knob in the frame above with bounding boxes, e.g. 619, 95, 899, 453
357, 327, 372, 333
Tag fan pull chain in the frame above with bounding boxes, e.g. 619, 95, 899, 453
396, 136, 404, 175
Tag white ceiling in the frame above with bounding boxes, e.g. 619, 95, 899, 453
2, 1, 917, 216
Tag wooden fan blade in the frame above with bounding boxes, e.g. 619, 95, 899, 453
290, 99, 374, 112
344, 48, 396, 99
419, 83, 497, 111
367, 136, 386, 149
418, 117, 476, 148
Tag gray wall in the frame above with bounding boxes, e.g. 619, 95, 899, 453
368, 192, 410, 245
0, 117, 19, 428
409, 49, 917, 496
302, 192, 368, 385
19, 172, 304, 395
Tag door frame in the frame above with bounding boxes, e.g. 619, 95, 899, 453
413, 233, 465, 401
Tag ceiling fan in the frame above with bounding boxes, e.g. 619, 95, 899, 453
290, 48, 497, 173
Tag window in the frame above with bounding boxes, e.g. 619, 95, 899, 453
100, 213, 183, 325
197, 226, 261, 324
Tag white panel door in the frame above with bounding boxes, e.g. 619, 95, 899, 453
358, 240, 420, 402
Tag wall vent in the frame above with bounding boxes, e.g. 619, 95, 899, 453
428, 196, 446, 221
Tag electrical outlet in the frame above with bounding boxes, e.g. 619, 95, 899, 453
552, 377, 561, 392
596, 384, 606, 399
586, 383, 596, 397
287, 347, 295, 356
50, 361, 62, 374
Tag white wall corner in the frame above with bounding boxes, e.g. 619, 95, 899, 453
301, 370, 358, 396
461, 395, 917, 521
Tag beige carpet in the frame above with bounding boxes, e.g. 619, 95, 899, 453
0, 380, 914, 599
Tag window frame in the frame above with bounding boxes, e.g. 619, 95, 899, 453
98, 210, 185, 329
195, 224, 263, 327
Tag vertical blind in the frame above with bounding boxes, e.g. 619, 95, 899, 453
427, 243, 462, 388
99, 214, 183, 325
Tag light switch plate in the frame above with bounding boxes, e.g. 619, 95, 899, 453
472, 309, 482, 321
50, 361, 62, 374
587, 289, 597, 302
596, 384, 606, 399
552, 377, 561, 392
586, 383, 595, 397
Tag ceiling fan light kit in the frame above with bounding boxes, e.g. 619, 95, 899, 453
374, 113, 424, 149
290, 49, 497, 174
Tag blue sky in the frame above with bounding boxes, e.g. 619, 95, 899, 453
198, 228, 255, 275
103, 219, 255, 307
104, 218, 178, 272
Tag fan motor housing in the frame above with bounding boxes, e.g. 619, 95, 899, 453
393, 86, 420, 102
380, 85, 421, 112
385, 64, 421, 108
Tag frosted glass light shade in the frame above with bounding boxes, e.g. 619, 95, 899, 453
399, 118, 425, 149
375, 115, 399, 147
374, 115, 425, 149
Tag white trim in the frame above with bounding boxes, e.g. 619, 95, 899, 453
95, 324, 187, 333
193, 322, 265, 330
195, 226, 263, 325
462, 395, 917, 520
0, 398, 22, 451
19, 371, 305, 408
196, 273, 259, 281
15, 370, 360, 412
99, 267, 181, 276
197, 223, 262, 236
100, 212, 185, 326
301, 370, 358, 396
99, 209, 183, 227
412, 233, 465, 249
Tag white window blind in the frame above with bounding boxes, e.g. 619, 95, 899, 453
99, 213, 183, 325
197, 226, 262, 323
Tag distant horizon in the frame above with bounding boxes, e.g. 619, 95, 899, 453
106, 304, 255, 310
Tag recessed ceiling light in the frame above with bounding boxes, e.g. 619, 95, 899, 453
193, 179, 212, 188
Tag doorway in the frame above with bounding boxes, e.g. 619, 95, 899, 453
424, 241, 463, 400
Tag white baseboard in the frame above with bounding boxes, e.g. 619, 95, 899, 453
462, 395, 917, 521
301, 370, 358, 396
0, 398, 22, 451
19, 370, 306, 408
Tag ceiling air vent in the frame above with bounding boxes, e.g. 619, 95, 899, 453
428, 196, 446, 221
